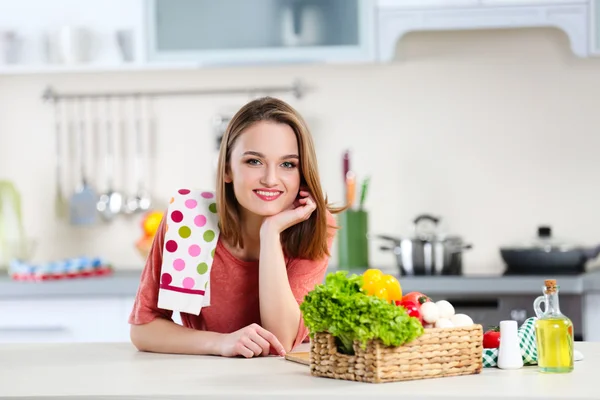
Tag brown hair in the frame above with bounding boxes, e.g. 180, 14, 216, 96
216, 97, 344, 260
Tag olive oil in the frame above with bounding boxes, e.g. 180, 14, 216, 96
533, 279, 574, 373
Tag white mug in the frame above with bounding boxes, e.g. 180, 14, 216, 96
54, 26, 93, 64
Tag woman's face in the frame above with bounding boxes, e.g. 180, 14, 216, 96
226, 121, 301, 218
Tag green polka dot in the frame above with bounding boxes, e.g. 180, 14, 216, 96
208, 203, 217, 213
205, 281, 209, 289
211, 248, 215, 258
197, 262, 208, 275
203, 230, 215, 242
178, 226, 191, 239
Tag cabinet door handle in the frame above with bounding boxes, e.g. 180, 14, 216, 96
0, 326, 69, 333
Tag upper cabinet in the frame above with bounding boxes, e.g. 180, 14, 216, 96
0, 0, 597, 75
376, 0, 590, 61
592, 0, 600, 55
144, 0, 375, 66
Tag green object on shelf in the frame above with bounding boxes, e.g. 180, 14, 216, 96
337, 210, 369, 269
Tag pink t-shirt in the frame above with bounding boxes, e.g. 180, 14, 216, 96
129, 210, 336, 352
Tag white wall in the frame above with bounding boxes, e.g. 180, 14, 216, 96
2, 27, 600, 275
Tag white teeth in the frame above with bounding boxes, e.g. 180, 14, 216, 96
256, 191, 280, 197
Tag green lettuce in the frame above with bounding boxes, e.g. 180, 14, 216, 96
300, 271, 424, 355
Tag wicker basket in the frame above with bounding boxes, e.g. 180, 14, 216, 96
310, 324, 483, 383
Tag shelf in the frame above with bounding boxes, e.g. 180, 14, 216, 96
0, 62, 208, 76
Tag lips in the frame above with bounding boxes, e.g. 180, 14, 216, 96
253, 189, 283, 201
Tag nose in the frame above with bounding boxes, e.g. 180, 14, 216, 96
260, 164, 278, 187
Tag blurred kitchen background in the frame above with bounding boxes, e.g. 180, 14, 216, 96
3, 0, 600, 343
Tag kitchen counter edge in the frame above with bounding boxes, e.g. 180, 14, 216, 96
3, 267, 600, 299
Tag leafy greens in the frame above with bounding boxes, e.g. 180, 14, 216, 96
300, 271, 424, 355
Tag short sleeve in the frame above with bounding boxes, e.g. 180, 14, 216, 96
128, 214, 174, 325
286, 210, 337, 350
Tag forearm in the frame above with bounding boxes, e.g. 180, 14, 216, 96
258, 230, 301, 352
130, 318, 222, 355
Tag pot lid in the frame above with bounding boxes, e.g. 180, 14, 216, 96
504, 226, 578, 251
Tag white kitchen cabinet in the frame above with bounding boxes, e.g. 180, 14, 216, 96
592, 0, 600, 55
377, 0, 479, 8
377, 2, 589, 61
0, 0, 375, 74
144, 0, 376, 65
0, 297, 131, 343
480, 0, 586, 5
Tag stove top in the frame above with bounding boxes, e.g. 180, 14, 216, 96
503, 265, 584, 276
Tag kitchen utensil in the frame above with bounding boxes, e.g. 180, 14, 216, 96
342, 150, 350, 201
345, 171, 356, 209
96, 98, 123, 221
53, 100, 67, 219
69, 98, 98, 225
285, 352, 310, 365
358, 176, 370, 210
124, 96, 151, 214
375, 214, 472, 276
500, 226, 600, 275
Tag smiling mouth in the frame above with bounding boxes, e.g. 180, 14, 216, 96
253, 190, 283, 201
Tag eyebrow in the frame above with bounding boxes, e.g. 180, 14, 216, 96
242, 151, 299, 160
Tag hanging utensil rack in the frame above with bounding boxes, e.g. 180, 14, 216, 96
41, 79, 307, 102
44, 78, 309, 225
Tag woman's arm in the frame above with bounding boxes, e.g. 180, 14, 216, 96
131, 318, 222, 355
130, 214, 286, 357
258, 228, 303, 352
131, 318, 285, 357
258, 191, 321, 352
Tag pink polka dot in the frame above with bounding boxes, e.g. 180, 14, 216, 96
189, 244, 201, 257
179, 189, 190, 195
182, 277, 195, 289
166, 240, 178, 252
173, 258, 185, 271
194, 214, 207, 227
161, 273, 172, 285
201, 192, 214, 199
171, 210, 183, 223
185, 199, 198, 209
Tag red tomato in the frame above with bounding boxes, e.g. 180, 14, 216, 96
483, 327, 501, 348
395, 300, 423, 325
401, 292, 431, 306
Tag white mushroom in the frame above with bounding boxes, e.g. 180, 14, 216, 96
420, 302, 440, 324
450, 313, 474, 327
435, 300, 455, 319
435, 318, 454, 328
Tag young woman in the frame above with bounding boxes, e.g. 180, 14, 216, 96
129, 96, 342, 358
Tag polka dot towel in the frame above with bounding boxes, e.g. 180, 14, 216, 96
157, 188, 219, 316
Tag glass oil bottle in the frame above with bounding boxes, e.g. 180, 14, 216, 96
533, 279, 574, 373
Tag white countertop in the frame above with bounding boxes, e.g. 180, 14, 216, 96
0, 341, 597, 399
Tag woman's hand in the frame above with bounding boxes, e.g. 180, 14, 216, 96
261, 190, 317, 236
217, 323, 287, 358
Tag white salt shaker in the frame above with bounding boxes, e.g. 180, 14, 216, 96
497, 320, 523, 370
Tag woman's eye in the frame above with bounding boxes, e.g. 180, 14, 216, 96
246, 159, 262, 166
281, 161, 297, 169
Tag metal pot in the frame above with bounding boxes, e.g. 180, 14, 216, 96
376, 214, 472, 276
500, 226, 600, 275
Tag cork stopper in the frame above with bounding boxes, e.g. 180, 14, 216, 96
544, 279, 557, 294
